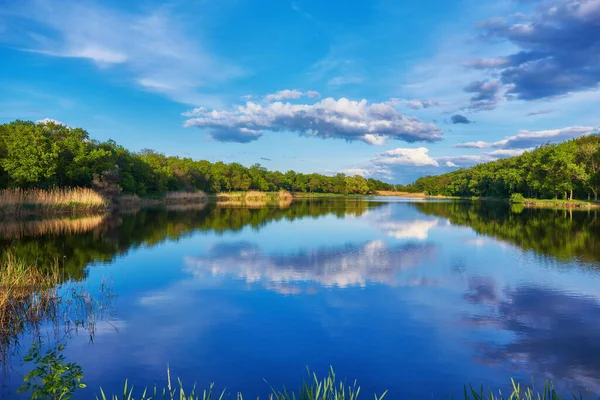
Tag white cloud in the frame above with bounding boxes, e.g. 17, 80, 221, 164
264, 89, 303, 102
445, 161, 458, 167
436, 154, 496, 166
36, 118, 65, 126
183, 97, 443, 144
454, 126, 599, 150
340, 168, 372, 177
264, 90, 321, 102
453, 141, 490, 149
373, 147, 440, 167
485, 148, 532, 158
7, 0, 243, 105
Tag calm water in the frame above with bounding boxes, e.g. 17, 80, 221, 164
2, 198, 600, 399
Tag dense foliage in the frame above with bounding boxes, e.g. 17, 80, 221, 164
398, 135, 600, 200
0, 120, 393, 195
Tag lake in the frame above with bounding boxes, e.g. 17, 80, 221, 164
2, 197, 600, 399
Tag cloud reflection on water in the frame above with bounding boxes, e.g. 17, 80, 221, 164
464, 277, 600, 392
185, 240, 436, 289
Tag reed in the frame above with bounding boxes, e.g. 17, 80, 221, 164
0, 188, 107, 215
245, 191, 267, 200
0, 252, 62, 357
95, 369, 593, 400
278, 190, 293, 200
0, 252, 115, 362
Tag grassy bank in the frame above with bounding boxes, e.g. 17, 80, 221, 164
519, 198, 600, 209
376, 190, 600, 209
214, 190, 293, 208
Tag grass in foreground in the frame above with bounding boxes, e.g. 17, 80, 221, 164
16, 345, 599, 400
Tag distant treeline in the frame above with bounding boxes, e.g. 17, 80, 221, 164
398, 135, 600, 200
0, 120, 394, 196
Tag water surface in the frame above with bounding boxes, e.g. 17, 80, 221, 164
2, 198, 600, 399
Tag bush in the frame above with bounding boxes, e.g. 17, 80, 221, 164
510, 193, 526, 203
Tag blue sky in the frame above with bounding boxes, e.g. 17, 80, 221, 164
0, 0, 599, 183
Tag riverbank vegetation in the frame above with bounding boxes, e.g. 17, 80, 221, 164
0, 120, 393, 199
398, 134, 600, 201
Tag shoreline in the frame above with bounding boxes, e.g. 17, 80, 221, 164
375, 191, 600, 209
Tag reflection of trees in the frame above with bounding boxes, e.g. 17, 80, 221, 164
0, 199, 386, 283
185, 240, 435, 288
0, 254, 115, 364
414, 201, 600, 263
465, 278, 600, 392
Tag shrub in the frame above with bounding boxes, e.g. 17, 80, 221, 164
509, 193, 526, 203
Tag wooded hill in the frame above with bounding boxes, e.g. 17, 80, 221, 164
0, 120, 394, 196
399, 134, 600, 201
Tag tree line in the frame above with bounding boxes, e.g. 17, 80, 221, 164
0, 120, 394, 196
398, 134, 600, 200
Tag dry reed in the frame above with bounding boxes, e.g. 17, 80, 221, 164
0, 188, 107, 216
245, 190, 267, 200
279, 189, 293, 199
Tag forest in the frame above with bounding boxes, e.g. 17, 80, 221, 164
0, 120, 394, 196
399, 134, 600, 200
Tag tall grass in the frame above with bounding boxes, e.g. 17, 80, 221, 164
0, 188, 107, 215
94, 368, 596, 400
0, 252, 61, 358
0, 252, 115, 362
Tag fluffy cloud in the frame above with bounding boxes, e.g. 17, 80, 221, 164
183, 97, 443, 144
471, 0, 600, 100
264, 90, 303, 102
451, 114, 473, 124
454, 126, 599, 150
463, 79, 502, 110
373, 147, 440, 167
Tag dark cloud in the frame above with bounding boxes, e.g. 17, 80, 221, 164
466, 282, 600, 392
183, 98, 443, 144
463, 80, 502, 110
472, 0, 600, 100
451, 114, 473, 124
260, 157, 272, 161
